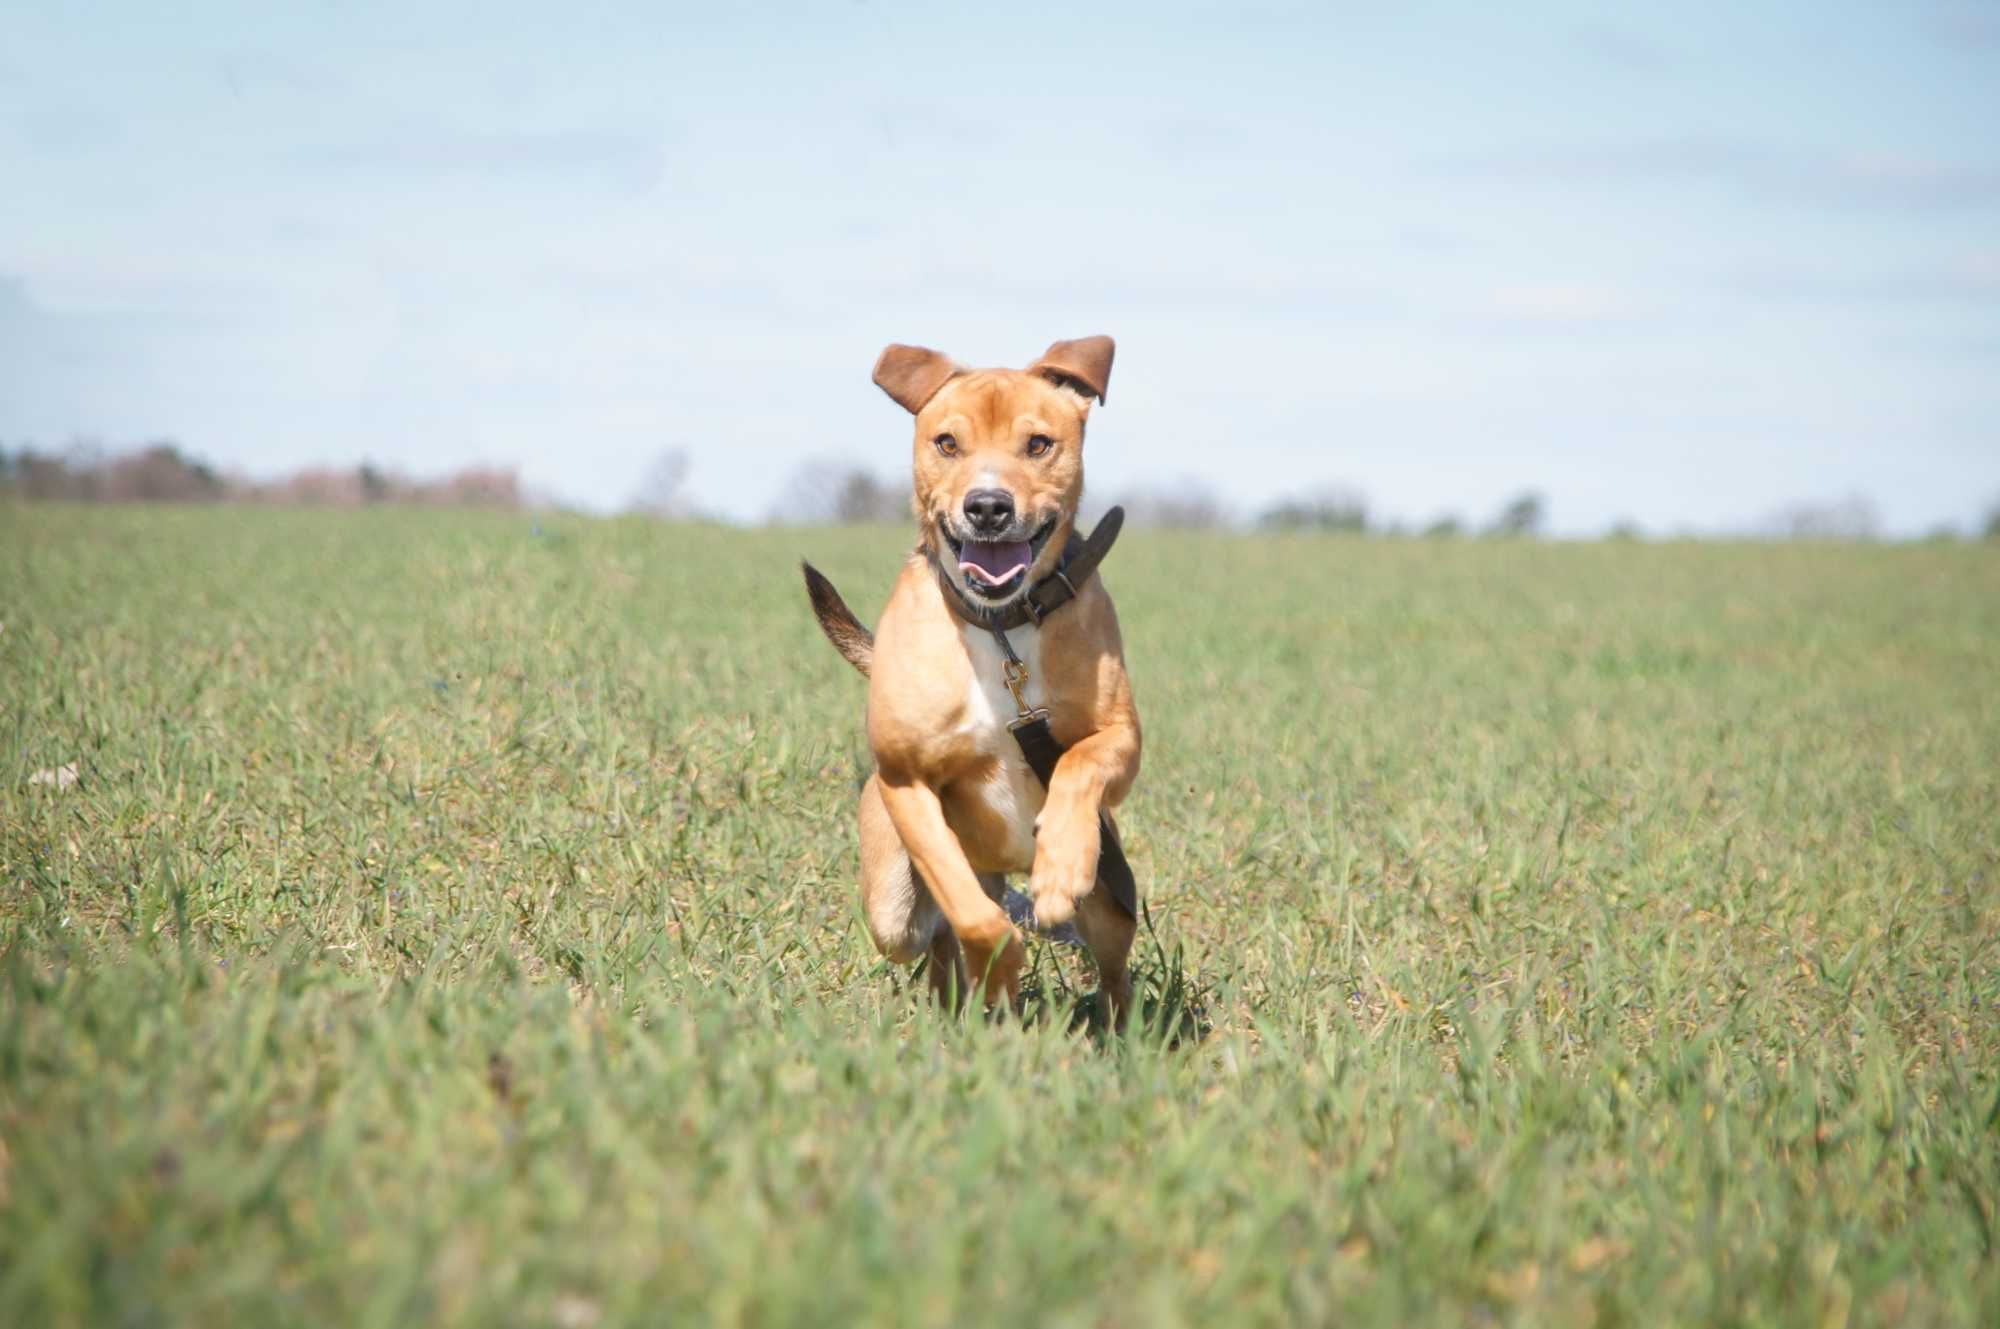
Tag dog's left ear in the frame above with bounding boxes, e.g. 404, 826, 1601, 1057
1029, 335, 1115, 406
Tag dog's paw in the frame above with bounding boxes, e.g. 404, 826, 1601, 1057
1030, 832, 1098, 929
959, 926, 1026, 1007
1032, 888, 1077, 929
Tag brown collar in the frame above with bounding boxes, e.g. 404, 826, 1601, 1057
927, 506, 1125, 631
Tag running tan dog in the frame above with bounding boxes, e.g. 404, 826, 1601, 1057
801, 336, 1140, 1020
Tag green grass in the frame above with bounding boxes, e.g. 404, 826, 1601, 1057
3, 503, 1997, 1327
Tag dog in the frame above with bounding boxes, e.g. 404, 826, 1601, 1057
802, 336, 1141, 1021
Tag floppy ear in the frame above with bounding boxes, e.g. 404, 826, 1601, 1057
1029, 335, 1115, 405
872, 344, 960, 414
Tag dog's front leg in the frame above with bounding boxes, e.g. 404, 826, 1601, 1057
1030, 723, 1139, 929
877, 777, 1025, 1008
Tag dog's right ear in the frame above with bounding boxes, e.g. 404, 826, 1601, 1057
872, 344, 960, 414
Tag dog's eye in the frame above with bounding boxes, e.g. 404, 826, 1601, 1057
1026, 434, 1053, 458
933, 434, 958, 458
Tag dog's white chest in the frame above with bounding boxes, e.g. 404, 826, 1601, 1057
958, 622, 1046, 869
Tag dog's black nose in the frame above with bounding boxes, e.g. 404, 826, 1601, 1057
962, 488, 1015, 535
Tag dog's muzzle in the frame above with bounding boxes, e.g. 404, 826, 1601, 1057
939, 514, 1059, 602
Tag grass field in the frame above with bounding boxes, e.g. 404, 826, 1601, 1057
3, 504, 1997, 1327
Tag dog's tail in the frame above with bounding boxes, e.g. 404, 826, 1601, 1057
801, 562, 874, 676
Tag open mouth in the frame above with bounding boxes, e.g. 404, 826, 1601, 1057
941, 516, 1057, 601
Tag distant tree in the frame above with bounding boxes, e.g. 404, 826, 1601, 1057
1763, 494, 1880, 541
771, 460, 907, 524
358, 462, 392, 504
17, 448, 72, 500
1258, 485, 1369, 533
1984, 499, 2000, 541
833, 470, 906, 523
10, 448, 81, 500
1485, 492, 1545, 538
1420, 515, 1464, 539
1115, 477, 1231, 530
1606, 518, 1643, 541
102, 443, 224, 502
632, 448, 693, 519
267, 466, 361, 506
430, 467, 520, 508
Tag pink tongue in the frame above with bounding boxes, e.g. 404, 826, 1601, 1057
958, 539, 1032, 586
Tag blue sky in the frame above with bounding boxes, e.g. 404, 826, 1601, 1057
3, 1, 1996, 532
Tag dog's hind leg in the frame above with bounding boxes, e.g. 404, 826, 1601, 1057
916, 878, 1011, 1010
1072, 876, 1136, 1031
858, 773, 944, 966
903, 874, 1006, 1012
923, 924, 966, 1010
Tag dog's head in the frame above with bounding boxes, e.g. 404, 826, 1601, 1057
872, 335, 1114, 609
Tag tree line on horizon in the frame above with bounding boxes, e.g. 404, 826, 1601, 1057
743, 454, 1996, 543
0, 441, 520, 509
8, 439, 1998, 542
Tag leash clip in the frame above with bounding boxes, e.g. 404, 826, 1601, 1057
1002, 658, 1038, 722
